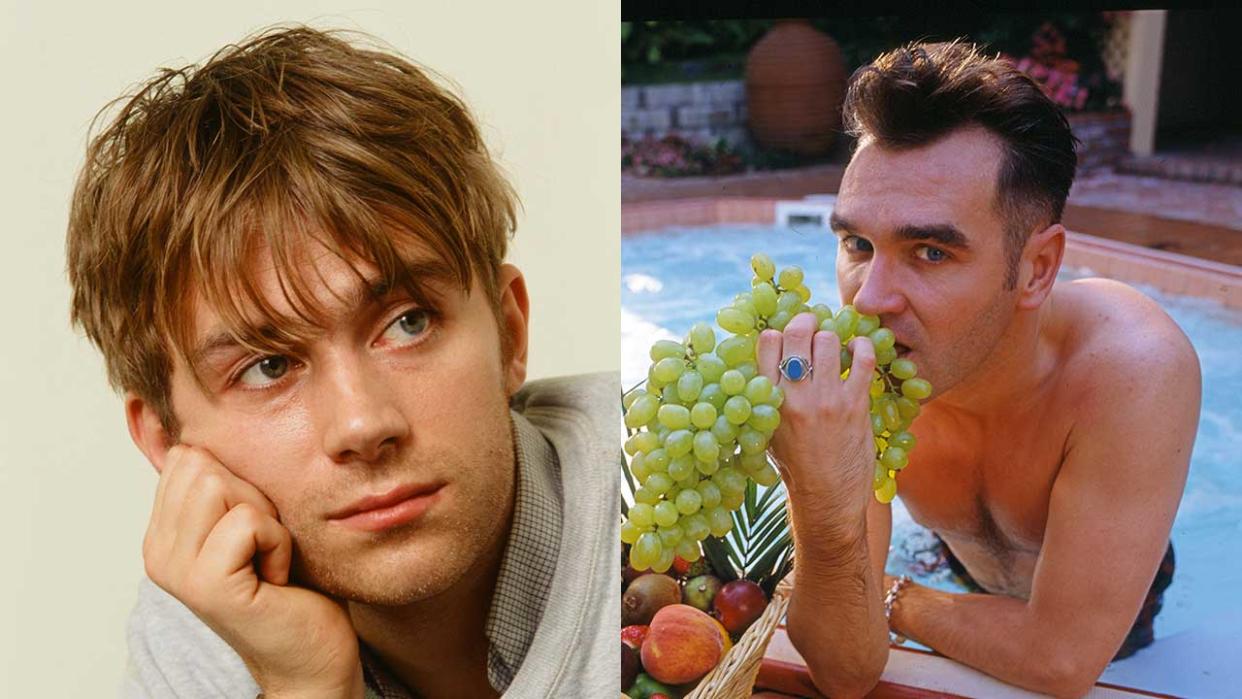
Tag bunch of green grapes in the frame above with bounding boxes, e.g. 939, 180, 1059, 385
621, 254, 932, 573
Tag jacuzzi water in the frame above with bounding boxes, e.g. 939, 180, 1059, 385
622, 221, 1242, 696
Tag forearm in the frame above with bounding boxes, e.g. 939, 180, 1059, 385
892, 584, 1100, 698
785, 504, 888, 698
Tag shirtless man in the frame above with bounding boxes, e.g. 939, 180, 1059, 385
66, 28, 617, 698
760, 42, 1200, 698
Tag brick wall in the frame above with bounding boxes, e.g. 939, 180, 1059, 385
623, 78, 1134, 171
622, 80, 752, 150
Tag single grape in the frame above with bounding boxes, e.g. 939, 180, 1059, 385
629, 452, 650, 482
693, 430, 720, 463
697, 480, 723, 509
753, 282, 778, 317
683, 513, 710, 541
723, 395, 753, 425
624, 393, 658, 428
708, 507, 735, 537
651, 546, 675, 574
856, 314, 880, 336
690, 402, 717, 429
881, 445, 909, 471
664, 430, 693, 458
890, 358, 917, 380
747, 404, 781, 433
875, 476, 897, 504
667, 453, 696, 482
717, 307, 756, 335
646, 448, 670, 473
620, 520, 642, 545
714, 467, 748, 497
890, 431, 917, 450
622, 388, 646, 411
875, 345, 897, 366
675, 538, 702, 562
677, 371, 704, 402
744, 375, 773, 404
657, 404, 691, 430
720, 370, 746, 395
751, 461, 780, 487
794, 284, 812, 303
657, 523, 683, 548
696, 354, 727, 383
834, 306, 860, 338
751, 253, 776, 281
720, 489, 745, 510
711, 415, 739, 446
624, 431, 659, 456
769, 386, 785, 408
869, 327, 896, 351
699, 383, 727, 410
650, 340, 686, 362
654, 501, 680, 527
896, 396, 921, 421
652, 357, 686, 383
630, 532, 660, 570
776, 291, 801, 313
902, 378, 933, 400
716, 335, 754, 366
767, 310, 793, 331
646, 472, 673, 496
880, 398, 902, 432
675, 488, 703, 516
811, 304, 834, 323
738, 426, 768, 455
629, 502, 655, 529
660, 384, 680, 406
689, 322, 716, 354
778, 266, 804, 289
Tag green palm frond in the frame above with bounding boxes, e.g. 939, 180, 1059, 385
703, 479, 793, 597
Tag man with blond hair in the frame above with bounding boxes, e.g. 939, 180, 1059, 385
67, 27, 617, 698
762, 42, 1199, 697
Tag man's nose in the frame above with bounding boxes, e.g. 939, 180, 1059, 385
318, 356, 410, 464
850, 256, 907, 318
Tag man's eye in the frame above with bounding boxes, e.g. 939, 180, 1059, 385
238, 356, 292, 387
916, 246, 948, 262
842, 236, 873, 253
380, 308, 432, 345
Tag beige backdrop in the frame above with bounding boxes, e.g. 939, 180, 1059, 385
0, 2, 618, 695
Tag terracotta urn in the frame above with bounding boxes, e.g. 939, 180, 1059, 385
745, 19, 847, 156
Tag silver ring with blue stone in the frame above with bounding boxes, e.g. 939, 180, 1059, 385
779, 355, 812, 383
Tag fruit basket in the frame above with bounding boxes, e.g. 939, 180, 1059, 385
686, 577, 792, 699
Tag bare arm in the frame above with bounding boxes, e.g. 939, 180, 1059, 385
889, 333, 1200, 698
758, 314, 891, 698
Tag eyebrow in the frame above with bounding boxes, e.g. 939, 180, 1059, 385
188, 264, 454, 374
830, 213, 971, 250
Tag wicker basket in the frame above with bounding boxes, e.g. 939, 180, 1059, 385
686, 578, 793, 699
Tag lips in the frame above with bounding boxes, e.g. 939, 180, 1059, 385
328, 482, 444, 532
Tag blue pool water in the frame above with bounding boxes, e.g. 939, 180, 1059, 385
622, 221, 1242, 696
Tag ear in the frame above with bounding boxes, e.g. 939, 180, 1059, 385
125, 392, 175, 474
1016, 222, 1065, 311
496, 263, 530, 396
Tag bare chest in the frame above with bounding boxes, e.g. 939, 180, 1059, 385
896, 404, 1072, 595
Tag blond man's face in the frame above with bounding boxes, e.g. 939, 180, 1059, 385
163, 241, 527, 605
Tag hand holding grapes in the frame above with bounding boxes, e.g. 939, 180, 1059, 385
758, 312, 879, 520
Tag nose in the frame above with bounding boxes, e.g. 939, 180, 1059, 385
318, 354, 410, 464
849, 255, 907, 318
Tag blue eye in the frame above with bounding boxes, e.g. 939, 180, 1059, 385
238, 356, 292, 387
381, 308, 431, 345
843, 236, 873, 253
917, 246, 947, 262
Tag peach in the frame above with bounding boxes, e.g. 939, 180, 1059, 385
640, 604, 726, 685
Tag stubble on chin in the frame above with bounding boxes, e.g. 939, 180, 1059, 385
282, 416, 517, 607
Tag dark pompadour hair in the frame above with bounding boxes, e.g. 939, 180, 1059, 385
843, 40, 1079, 288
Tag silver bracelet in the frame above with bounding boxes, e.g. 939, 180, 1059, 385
883, 575, 912, 645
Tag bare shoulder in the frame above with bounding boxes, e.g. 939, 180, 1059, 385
1052, 277, 1201, 414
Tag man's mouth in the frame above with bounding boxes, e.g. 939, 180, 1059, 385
895, 343, 912, 358
328, 482, 444, 532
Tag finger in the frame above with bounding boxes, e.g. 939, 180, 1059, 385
811, 330, 842, 388
757, 329, 783, 384
778, 313, 818, 387
168, 446, 279, 521
844, 335, 878, 398
198, 503, 293, 589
